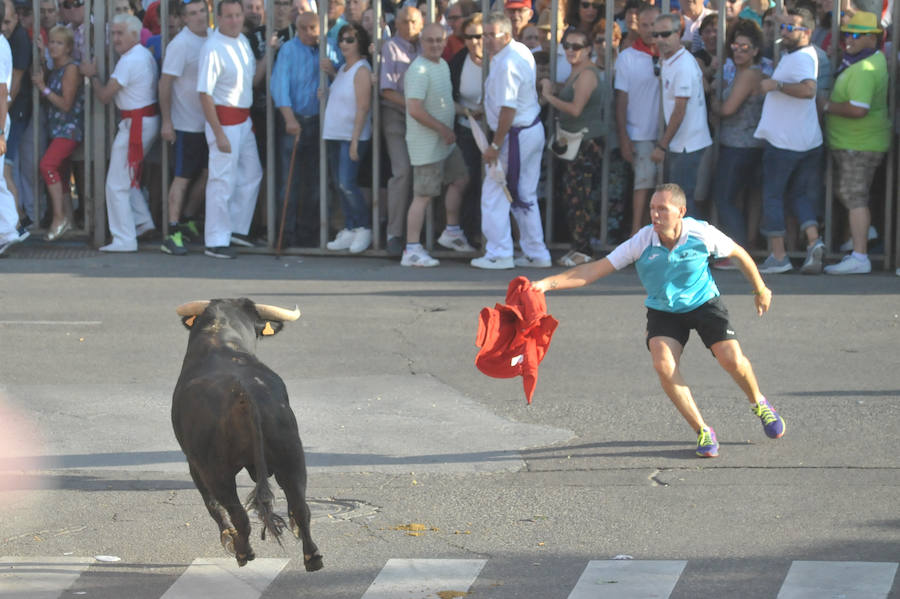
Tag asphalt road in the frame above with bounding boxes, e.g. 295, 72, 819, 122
1, 247, 899, 598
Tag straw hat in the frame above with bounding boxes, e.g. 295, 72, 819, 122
841, 11, 882, 34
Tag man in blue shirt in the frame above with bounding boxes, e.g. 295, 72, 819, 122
271, 11, 327, 247
533, 183, 785, 458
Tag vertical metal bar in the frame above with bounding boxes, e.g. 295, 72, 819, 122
93, 0, 109, 247
265, 0, 275, 247
774, 0, 783, 63
599, 0, 612, 247
711, 0, 725, 227
82, 0, 93, 238
423, 0, 435, 250
889, 0, 899, 269
161, 0, 170, 235
372, 0, 382, 249
30, 0, 40, 230
318, 0, 328, 248
545, 0, 557, 242
661, 0, 670, 15
822, 0, 840, 256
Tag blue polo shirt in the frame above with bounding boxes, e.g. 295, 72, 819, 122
607, 218, 736, 313
271, 38, 323, 117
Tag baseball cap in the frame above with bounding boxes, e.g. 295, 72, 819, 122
505, 0, 531, 10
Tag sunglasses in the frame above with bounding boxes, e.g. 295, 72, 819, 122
339, 36, 356, 44
61, 0, 83, 8
780, 23, 809, 32
652, 30, 677, 38
580, 1, 602, 8
842, 31, 868, 39
463, 33, 482, 40
730, 41, 754, 51
563, 41, 588, 50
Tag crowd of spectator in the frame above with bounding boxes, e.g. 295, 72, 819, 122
0, 0, 898, 277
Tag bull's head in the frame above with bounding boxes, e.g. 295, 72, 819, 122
176, 298, 301, 339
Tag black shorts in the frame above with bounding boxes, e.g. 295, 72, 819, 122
172, 131, 208, 179
645, 296, 737, 350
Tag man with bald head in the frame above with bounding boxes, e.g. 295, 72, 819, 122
270, 11, 327, 248
380, 5, 422, 255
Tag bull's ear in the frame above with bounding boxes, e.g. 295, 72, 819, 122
181, 315, 197, 330
256, 320, 285, 338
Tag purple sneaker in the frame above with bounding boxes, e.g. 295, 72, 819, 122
696, 426, 719, 458
752, 398, 785, 439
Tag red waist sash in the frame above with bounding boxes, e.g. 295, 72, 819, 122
215, 105, 251, 126
120, 104, 158, 188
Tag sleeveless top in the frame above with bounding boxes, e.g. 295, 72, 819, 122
322, 59, 373, 141
719, 65, 764, 149
47, 63, 84, 142
558, 65, 610, 141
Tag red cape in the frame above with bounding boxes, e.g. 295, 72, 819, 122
475, 276, 558, 404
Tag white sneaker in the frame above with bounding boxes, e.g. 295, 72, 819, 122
437, 230, 475, 252
514, 255, 552, 268
99, 241, 138, 252
470, 255, 514, 269
838, 226, 878, 252
800, 239, 825, 274
824, 254, 871, 275
401, 246, 440, 267
326, 228, 355, 251
349, 227, 372, 253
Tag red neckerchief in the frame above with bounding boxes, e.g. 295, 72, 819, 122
632, 37, 658, 57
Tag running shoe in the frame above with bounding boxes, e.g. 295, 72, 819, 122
179, 219, 201, 242
401, 246, 439, 267
800, 239, 825, 274
758, 254, 793, 274
205, 245, 237, 259
752, 397, 785, 439
437, 230, 476, 252
161, 231, 188, 256
696, 426, 719, 458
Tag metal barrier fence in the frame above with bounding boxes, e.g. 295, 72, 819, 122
21, 0, 899, 269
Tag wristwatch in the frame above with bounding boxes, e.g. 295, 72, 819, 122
490, 141, 500, 151
776, 80, 784, 92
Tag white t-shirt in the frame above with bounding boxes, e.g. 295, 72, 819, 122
162, 27, 211, 132
484, 40, 540, 130
753, 45, 822, 151
457, 54, 482, 128
682, 7, 714, 50
111, 43, 158, 111
197, 30, 255, 108
0, 35, 11, 100
660, 47, 711, 153
404, 56, 454, 166
322, 59, 372, 141
614, 47, 660, 141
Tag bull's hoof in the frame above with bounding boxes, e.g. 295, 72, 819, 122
236, 550, 255, 567
220, 529, 237, 555
304, 554, 324, 572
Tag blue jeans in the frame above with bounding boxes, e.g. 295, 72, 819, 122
760, 142, 823, 237
278, 115, 320, 246
326, 139, 371, 230
711, 145, 762, 246
666, 147, 706, 217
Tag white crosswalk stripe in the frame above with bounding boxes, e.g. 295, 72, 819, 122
567, 560, 687, 599
0, 556, 94, 599
360, 558, 486, 599
0, 557, 897, 598
777, 561, 899, 599
159, 558, 290, 599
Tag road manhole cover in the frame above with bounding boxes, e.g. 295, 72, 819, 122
275, 498, 379, 522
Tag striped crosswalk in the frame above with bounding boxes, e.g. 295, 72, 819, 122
0, 557, 897, 598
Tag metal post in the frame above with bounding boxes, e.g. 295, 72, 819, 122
30, 0, 40, 232
161, 0, 170, 235
424, 0, 435, 249
822, 0, 841, 256
890, 0, 899, 269
710, 0, 725, 227
318, 0, 328, 248
774, 0, 783, 63
599, 0, 612, 247
92, 0, 109, 247
545, 0, 557, 242
661, 0, 669, 15
372, 0, 382, 249
265, 0, 275, 247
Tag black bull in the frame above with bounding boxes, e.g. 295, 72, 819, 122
172, 298, 323, 571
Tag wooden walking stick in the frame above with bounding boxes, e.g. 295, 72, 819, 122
276, 133, 301, 255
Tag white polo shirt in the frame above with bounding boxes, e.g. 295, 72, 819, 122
197, 30, 255, 108
0, 35, 11, 100
484, 39, 540, 131
111, 43, 158, 111
660, 46, 711, 153
614, 47, 660, 141
162, 27, 212, 132
753, 45, 822, 152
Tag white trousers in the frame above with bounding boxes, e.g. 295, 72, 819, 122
480, 121, 550, 261
0, 117, 16, 243
105, 116, 159, 247
204, 119, 262, 248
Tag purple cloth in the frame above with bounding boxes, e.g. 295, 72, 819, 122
379, 35, 420, 98
506, 114, 541, 211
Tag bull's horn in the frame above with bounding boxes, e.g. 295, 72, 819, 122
175, 300, 211, 316
255, 303, 301, 322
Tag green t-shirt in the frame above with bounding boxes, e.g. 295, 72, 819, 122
826, 51, 890, 152
404, 56, 455, 166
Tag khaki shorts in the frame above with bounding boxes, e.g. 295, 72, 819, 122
413, 146, 468, 197
632, 140, 661, 191
833, 149, 885, 210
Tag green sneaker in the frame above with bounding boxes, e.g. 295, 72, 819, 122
161, 230, 188, 256
179, 219, 201, 243
696, 426, 719, 458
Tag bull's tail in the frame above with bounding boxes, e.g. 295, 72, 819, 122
243, 398, 287, 546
